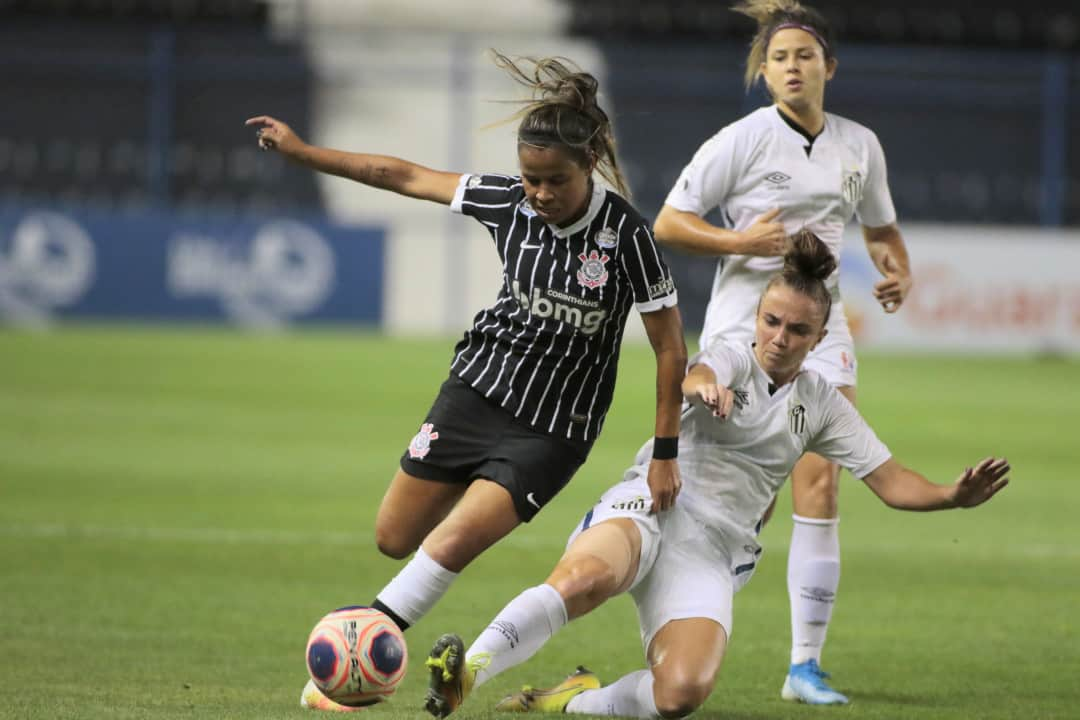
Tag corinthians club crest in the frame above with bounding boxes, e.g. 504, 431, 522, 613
577, 249, 610, 289
408, 422, 439, 460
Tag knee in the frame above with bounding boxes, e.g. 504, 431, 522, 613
373, 522, 418, 560
546, 555, 618, 613
652, 673, 713, 719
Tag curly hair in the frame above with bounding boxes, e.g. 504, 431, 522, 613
491, 50, 630, 197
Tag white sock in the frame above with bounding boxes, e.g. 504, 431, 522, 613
374, 547, 458, 627
787, 514, 841, 665
465, 584, 568, 688
566, 669, 659, 719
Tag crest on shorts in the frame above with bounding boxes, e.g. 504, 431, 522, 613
594, 227, 618, 249
408, 423, 439, 460
577, 249, 610, 289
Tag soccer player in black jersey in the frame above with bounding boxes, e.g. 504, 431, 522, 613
247, 52, 687, 711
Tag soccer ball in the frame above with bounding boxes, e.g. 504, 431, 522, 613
305, 606, 408, 707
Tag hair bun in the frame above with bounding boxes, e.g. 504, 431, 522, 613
783, 229, 836, 282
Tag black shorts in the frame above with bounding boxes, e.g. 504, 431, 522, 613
400, 373, 593, 522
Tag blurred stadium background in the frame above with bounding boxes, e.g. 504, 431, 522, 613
2, 2, 1078, 719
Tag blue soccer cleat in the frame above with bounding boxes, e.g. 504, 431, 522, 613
781, 660, 849, 705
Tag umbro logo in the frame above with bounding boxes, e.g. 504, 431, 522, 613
764, 172, 791, 185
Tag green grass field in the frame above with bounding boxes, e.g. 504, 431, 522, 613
2, 326, 1078, 719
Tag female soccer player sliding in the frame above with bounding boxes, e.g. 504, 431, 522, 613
247, 51, 686, 712
653, 0, 915, 701
422, 231, 1008, 719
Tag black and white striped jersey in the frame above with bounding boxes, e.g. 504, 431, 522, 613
447, 172, 679, 442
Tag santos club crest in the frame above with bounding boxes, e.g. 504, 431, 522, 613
577, 249, 610, 289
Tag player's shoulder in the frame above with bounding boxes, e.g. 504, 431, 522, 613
468, 172, 522, 190
793, 367, 837, 402
601, 187, 651, 231
824, 112, 881, 144
694, 106, 774, 150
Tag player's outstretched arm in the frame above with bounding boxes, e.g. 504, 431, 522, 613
862, 457, 1010, 511
245, 115, 460, 205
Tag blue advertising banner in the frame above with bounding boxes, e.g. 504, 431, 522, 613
0, 206, 384, 329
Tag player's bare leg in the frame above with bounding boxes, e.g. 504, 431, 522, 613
375, 469, 467, 559
647, 618, 728, 718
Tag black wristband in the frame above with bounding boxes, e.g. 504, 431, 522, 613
652, 436, 678, 460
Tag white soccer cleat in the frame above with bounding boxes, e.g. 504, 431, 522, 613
781, 660, 849, 705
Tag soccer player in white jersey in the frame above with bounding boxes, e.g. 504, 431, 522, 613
247, 52, 687, 712
652, 0, 915, 702
422, 231, 1008, 720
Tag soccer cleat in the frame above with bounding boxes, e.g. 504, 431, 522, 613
423, 633, 483, 718
300, 678, 366, 712
780, 660, 849, 705
495, 666, 601, 713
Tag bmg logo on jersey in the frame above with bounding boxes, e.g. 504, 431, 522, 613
0, 211, 96, 327
511, 280, 607, 336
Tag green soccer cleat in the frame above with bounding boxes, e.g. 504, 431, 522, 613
424, 634, 484, 718
495, 667, 601, 713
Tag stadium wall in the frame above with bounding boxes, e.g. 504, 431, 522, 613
2, 204, 1077, 353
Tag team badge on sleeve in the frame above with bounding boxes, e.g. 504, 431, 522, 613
408, 423, 440, 460
577, 250, 610, 289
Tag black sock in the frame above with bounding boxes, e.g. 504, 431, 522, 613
371, 598, 410, 632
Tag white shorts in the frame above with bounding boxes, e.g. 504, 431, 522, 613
801, 314, 857, 387
566, 472, 760, 653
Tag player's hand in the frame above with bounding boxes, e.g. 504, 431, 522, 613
951, 457, 1010, 508
737, 208, 787, 257
245, 115, 305, 158
646, 457, 681, 513
873, 253, 912, 313
689, 382, 736, 420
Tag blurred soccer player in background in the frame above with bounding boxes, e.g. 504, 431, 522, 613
247, 50, 686, 712
653, 0, 914, 703
422, 232, 1007, 720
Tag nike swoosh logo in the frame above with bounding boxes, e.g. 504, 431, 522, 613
526, 492, 541, 509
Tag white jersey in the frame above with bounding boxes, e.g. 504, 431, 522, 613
633, 341, 891, 549
664, 106, 896, 350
